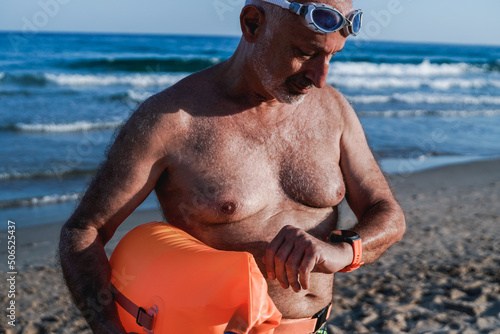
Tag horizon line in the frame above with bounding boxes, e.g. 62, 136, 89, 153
1, 30, 499, 48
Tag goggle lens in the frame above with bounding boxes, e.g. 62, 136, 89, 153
311, 9, 344, 32
350, 11, 362, 35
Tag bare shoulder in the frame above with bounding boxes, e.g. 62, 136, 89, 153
314, 84, 356, 129
117, 66, 223, 163
122, 77, 202, 150
146, 68, 216, 120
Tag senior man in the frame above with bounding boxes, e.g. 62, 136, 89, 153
60, 0, 405, 333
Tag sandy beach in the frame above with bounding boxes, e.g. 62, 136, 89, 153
1, 158, 499, 334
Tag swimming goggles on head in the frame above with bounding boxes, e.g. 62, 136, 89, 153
260, 0, 363, 36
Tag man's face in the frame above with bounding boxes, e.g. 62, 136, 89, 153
253, 1, 350, 104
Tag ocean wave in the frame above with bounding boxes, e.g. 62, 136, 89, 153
44, 73, 187, 87
394, 93, 500, 105
330, 77, 420, 89
348, 93, 500, 105
357, 109, 500, 118
0, 167, 97, 181
14, 120, 123, 133
2, 72, 48, 86
0, 193, 82, 209
1, 72, 186, 87
331, 59, 474, 77
0, 72, 4, 81
346, 95, 392, 104
330, 76, 500, 90
483, 59, 500, 72
61, 56, 221, 73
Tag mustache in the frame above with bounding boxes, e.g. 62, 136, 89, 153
287, 75, 314, 89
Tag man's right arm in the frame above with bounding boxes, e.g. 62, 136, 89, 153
59, 98, 172, 333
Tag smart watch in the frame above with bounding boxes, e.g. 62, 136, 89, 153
327, 230, 364, 273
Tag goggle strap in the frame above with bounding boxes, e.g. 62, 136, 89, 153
261, 0, 363, 36
262, 0, 291, 10
341, 26, 351, 37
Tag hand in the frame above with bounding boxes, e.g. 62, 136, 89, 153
263, 225, 353, 292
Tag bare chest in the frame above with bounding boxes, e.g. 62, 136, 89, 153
157, 114, 345, 225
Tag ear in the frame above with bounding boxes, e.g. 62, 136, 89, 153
240, 5, 265, 43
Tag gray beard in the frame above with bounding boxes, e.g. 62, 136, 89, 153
253, 39, 306, 105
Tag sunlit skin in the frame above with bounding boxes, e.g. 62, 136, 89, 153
229, 1, 350, 105
59, 1, 406, 333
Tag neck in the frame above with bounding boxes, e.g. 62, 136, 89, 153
216, 38, 281, 109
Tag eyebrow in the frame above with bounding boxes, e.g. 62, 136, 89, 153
309, 42, 344, 55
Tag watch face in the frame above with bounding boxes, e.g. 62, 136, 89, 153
342, 230, 361, 241
328, 230, 361, 245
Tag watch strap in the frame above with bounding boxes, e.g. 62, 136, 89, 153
327, 230, 364, 273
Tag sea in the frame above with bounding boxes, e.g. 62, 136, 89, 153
1, 32, 499, 229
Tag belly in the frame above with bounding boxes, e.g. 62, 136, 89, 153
164, 202, 339, 318
266, 272, 334, 318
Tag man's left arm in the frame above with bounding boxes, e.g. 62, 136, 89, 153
338, 94, 406, 264
263, 93, 405, 292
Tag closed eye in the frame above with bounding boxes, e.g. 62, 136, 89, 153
295, 47, 316, 59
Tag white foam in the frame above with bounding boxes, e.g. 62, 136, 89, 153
0, 167, 94, 181
357, 109, 500, 118
346, 95, 392, 104
380, 156, 488, 175
401, 93, 500, 105
348, 93, 500, 105
127, 90, 154, 103
44, 73, 187, 87
0, 193, 83, 209
331, 60, 472, 77
428, 78, 492, 90
330, 76, 422, 89
327, 59, 499, 90
0, 72, 4, 81
15, 120, 123, 133
0, 170, 52, 181
28, 193, 81, 206
330, 76, 499, 91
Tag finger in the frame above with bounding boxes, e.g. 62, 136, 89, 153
286, 248, 305, 293
265, 231, 286, 280
274, 240, 295, 289
299, 248, 316, 291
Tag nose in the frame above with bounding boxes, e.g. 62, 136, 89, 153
304, 55, 331, 89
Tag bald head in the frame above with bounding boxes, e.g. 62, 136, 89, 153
245, 0, 354, 15
243, 0, 355, 37
244, 0, 288, 35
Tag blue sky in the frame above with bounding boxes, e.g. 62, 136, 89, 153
1, 0, 499, 46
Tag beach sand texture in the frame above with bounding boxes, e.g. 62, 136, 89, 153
1, 159, 499, 334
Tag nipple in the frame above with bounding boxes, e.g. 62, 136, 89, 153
219, 201, 237, 215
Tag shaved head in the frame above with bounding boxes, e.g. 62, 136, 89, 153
242, 0, 356, 48
243, 0, 354, 36
245, 0, 354, 15
244, 0, 288, 35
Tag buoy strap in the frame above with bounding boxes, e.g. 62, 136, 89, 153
111, 283, 155, 330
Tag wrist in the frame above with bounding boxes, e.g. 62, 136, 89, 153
327, 230, 364, 273
339, 240, 354, 269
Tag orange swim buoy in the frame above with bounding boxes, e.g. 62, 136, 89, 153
109, 222, 282, 334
